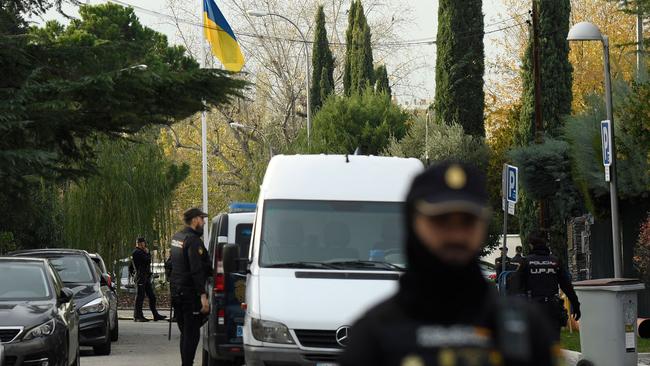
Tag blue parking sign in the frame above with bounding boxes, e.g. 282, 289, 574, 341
506, 165, 518, 203
601, 120, 612, 167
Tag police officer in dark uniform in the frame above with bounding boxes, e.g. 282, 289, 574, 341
132, 237, 167, 322
341, 162, 560, 366
169, 208, 212, 366
522, 232, 580, 341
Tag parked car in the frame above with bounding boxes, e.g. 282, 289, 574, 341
9, 249, 113, 355
0, 257, 80, 366
202, 202, 256, 366
89, 253, 119, 341
479, 260, 497, 281
237, 155, 423, 366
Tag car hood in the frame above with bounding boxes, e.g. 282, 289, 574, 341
0, 300, 55, 329
65, 283, 101, 309
256, 268, 400, 330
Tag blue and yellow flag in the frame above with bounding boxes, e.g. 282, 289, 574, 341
203, 0, 245, 72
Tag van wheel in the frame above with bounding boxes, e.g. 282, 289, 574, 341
202, 350, 214, 366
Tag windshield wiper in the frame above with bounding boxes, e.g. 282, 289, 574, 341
265, 261, 341, 269
325, 260, 405, 271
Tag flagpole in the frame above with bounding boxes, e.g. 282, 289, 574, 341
200, 0, 209, 243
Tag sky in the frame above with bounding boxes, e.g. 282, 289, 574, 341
36, 0, 513, 105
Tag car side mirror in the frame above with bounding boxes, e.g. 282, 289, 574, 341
59, 288, 74, 303
100, 273, 110, 287
222, 244, 240, 274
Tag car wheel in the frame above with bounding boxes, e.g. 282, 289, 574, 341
92, 323, 112, 356
110, 313, 119, 342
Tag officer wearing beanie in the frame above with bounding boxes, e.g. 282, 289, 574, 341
340, 162, 560, 366
522, 231, 580, 341
169, 208, 212, 366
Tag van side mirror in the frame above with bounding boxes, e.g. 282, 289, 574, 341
222, 244, 241, 274
59, 288, 74, 303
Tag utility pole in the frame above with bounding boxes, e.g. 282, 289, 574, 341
531, 0, 547, 229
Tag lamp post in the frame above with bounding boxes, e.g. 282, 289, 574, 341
568, 21, 622, 278
229, 122, 274, 158
247, 10, 311, 151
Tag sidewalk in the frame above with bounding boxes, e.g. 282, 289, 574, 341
118, 309, 172, 321
563, 350, 650, 366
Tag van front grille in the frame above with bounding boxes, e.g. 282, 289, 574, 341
294, 329, 341, 349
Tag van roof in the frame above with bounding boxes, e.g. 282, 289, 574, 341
260, 155, 423, 202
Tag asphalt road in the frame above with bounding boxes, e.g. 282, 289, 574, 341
80, 318, 200, 366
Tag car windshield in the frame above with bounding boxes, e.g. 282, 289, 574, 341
260, 200, 405, 270
46, 255, 95, 284
0, 262, 51, 300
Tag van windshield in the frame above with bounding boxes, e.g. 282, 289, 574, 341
260, 200, 406, 270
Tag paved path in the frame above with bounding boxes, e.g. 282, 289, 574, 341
80, 316, 200, 366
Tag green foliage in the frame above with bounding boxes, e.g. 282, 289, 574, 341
634, 213, 650, 285
343, 0, 374, 95
385, 115, 488, 167
306, 90, 407, 155
310, 5, 334, 112
433, 0, 485, 136
564, 85, 650, 215
383, 115, 499, 252
0, 3, 246, 249
374, 65, 391, 99
517, 0, 572, 144
61, 134, 188, 272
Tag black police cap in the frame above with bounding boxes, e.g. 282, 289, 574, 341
183, 207, 208, 223
136, 237, 146, 243
409, 161, 490, 219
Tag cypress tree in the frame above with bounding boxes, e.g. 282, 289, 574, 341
344, 0, 374, 95
433, 0, 485, 136
517, 0, 572, 144
343, 1, 358, 95
374, 64, 391, 98
310, 5, 334, 112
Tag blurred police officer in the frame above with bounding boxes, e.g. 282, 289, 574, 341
522, 232, 580, 341
132, 237, 166, 322
340, 162, 559, 366
495, 247, 512, 278
169, 208, 212, 366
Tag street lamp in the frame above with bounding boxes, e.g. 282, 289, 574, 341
229, 122, 274, 158
568, 21, 623, 278
247, 9, 311, 151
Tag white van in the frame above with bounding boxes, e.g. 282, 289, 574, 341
224, 155, 423, 366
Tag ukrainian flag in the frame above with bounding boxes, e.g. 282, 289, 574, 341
203, 0, 245, 72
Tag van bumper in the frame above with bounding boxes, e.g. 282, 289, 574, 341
244, 345, 341, 366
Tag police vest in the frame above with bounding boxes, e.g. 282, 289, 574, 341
169, 230, 194, 293
525, 254, 561, 298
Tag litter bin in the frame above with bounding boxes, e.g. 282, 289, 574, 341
574, 278, 645, 366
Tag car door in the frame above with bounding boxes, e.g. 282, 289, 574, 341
48, 263, 78, 364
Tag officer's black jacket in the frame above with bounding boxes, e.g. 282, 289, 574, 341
521, 247, 579, 307
340, 188, 558, 366
169, 226, 212, 295
132, 247, 151, 277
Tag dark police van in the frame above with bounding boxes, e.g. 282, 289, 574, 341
201, 203, 255, 366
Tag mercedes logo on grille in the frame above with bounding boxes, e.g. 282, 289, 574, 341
335, 326, 351, 347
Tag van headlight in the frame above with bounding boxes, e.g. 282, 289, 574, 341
23, 319, 56, 340
79, 297, 107, 315
251, 318, 295, 344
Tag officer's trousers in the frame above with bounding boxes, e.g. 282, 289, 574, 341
134, 276, 160, 318
173, 292, 202, 366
